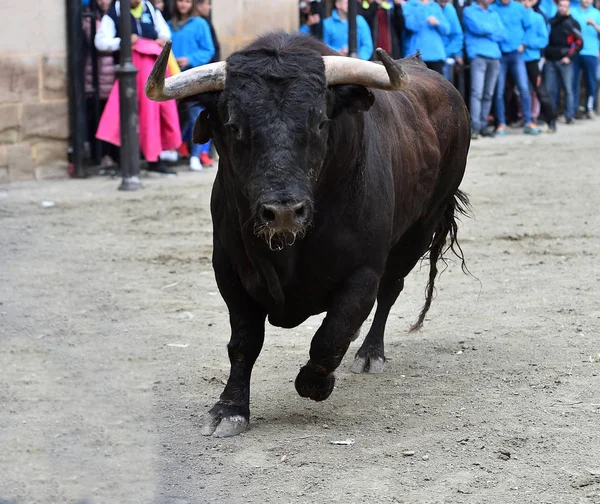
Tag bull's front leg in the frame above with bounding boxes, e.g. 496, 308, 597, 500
202, 241, 267, 438
295, 268, 379, 401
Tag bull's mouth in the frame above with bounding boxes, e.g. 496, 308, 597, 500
254, 225, 308, 251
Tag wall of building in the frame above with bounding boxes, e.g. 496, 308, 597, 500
0, 0, 70, 182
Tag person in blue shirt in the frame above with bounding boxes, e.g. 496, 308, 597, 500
463, 0, 507, 138
570, 0, 600, 118
437, 0, 464, 81
522, 0, 557, 130
170, 0, 215, 171
539, 0, 558, 18
313, 0, 374, 60
490, 0, 541, 134
403, 0, 450, 74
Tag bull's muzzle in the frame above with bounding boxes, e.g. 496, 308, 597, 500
254, 200, 312, 250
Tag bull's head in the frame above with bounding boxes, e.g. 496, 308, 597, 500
146, 36, 407, 250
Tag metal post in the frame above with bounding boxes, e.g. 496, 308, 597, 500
117, 0, 143, 191
348, 0, 358, 58
66, 0, 86, 178
310, 0, 324, 41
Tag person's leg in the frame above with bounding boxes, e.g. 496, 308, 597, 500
559, 60, 576, 121
494, 54, 508, 131
581, 55, 598, 114
481, 58, 501, 135
572, 55, 582, 116
531, 61, 556, 126
511, 52, 535, 129
469, 57, 486, 135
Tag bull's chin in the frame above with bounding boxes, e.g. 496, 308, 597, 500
254, 226, 308, 251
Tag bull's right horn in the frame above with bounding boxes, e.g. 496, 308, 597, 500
323, 48, 409, 90
145, 41, 226, 102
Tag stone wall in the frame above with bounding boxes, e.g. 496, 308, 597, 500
0, 0, 69, 182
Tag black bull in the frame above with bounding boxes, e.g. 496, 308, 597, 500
146, 32, 471, 437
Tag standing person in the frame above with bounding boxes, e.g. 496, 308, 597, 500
359, 0, 405, 59
322, 0, 374, 60
522, 0, 557, 130
196, 0, 220, 62
490, 0, 542, 134
437, 0, 465, 80
571, 0, 600, 118
463, 0, 507, 138
170, 0, 215, 171
543, 0, 583, 124
95, 0, 181, 175
403, 0, 451, 73
299, 0, 323, 37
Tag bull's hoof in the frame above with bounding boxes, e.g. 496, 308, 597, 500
295, 365, 335, 401
201, 402, 249, 438
350, 347, 386, 374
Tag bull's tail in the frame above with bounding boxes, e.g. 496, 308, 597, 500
410, 189, 472, 332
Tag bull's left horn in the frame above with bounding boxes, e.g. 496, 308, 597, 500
145, 41, 226, 102
323, 48, 409, 90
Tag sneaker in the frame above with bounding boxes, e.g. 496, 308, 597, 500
547, 120, 557, 133
159, 150, 178, 162
565, 117, 574, 125
496, 125, 507, 136
200, 152, 214, 167
584, 110, 593, 120
471, 129, 479, 140
190, 156, 203, 171
147, 160, 177, 175
523, 123, 541, 135
480, 127, 496, 138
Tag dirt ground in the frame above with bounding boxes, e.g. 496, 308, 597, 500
1, 120, 600, 504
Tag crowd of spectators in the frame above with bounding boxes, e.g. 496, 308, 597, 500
301, 0, 600, 137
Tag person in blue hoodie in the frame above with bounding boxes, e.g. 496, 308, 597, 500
437, 0, 464, 81
490, 0, 542, 134
539, 0, 558, 18
463, 0, 507, 138
570, 0, 600, 118
169, 0, 215, 171
403, 0, 450, 73
317, 0, 374, 60
522, 0, 556, 130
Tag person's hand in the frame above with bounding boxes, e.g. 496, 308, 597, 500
427, 15, 440, 25
560, 56, 571, 64
518, 44, 525, 52
306, 13, 320, 26
176, 56, 189, 68
156, 38, 168, 48
455, 56, 464, 66
338, 46, 348, 56
131, 34, 139, 45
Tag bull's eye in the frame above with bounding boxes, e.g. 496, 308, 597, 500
228, 124, 240, 135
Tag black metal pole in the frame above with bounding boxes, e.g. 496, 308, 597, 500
117, 0, 142, 191
66, 0, 86, 178
348, 0, 358, 58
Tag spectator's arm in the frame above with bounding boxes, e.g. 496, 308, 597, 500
188, 19, 215, 67
95, 14, 120, 52
300, 24, 311, 34
463, 8, 491, 37
357, 16, 374, 60
490, 13, 508, 42
434, 5, 451, 36
528, 17, 549, 50
446, 8, 464, 57
404, 2, 427, 32
568, 25, 584, 57
154, 10, 172, 41
522, 5, 533, 30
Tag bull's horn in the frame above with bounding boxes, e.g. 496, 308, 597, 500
145, 41, 226, 101
323, 48, 408, 90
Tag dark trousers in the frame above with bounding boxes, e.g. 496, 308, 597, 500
526, 60, 556, 123
425, 60, 445, 75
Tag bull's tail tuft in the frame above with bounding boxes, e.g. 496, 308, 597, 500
409, 189, 472, 332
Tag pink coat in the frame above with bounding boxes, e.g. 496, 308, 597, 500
96, 39, 182, 162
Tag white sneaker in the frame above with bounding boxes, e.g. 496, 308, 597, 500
190, 156, 203, 171
159, 150, 178, 162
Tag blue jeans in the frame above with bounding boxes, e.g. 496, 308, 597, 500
495, 51, 533, 125
470, 56, 501, 132
181, 104, 211, 158
543, 59, 575, 120
572, 55, 598, 113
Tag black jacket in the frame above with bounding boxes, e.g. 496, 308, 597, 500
544, 14, 583, 61
202, 16, 221, 63
359, 3, 405, 59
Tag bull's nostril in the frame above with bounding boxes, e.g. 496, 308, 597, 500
262, 208, 276, 223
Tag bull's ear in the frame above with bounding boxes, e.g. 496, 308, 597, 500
193, 109, 213, 144
328, 85, 375, 119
